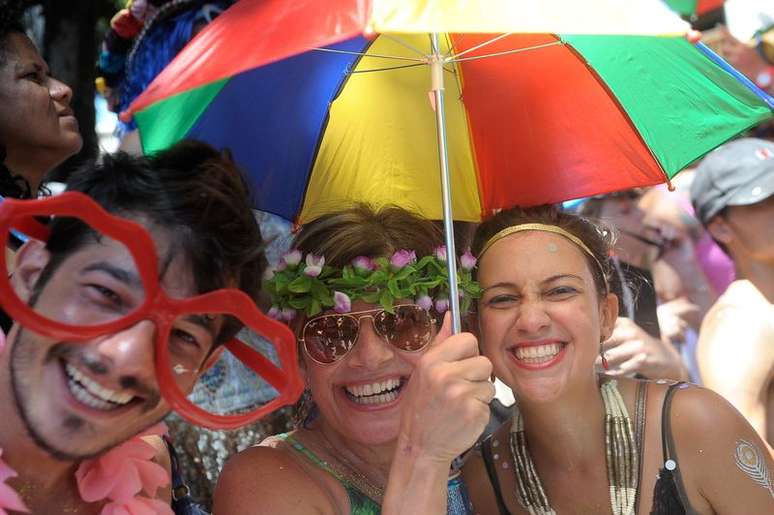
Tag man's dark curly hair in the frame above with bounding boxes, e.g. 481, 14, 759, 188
34, 140, 266, 344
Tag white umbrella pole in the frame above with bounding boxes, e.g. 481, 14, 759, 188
430, 33, 462, 334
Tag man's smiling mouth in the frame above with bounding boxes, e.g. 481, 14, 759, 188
64, 362, 135, 411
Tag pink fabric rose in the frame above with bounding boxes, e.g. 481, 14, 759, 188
433, 245, 447, 262
0, 450, 29, 513
415, 294, 433, 311
280, 308, 297, 322
460, 250, 477, 271
76, 423, 169, 509
434, 297, 450, 314
390, 249, 417, 269
334, 291, 352, 313
351, 256, 375, 272
303, 254, 325, 277
282, 249, 302, 267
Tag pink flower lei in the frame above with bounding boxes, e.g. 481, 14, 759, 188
0, 421, 172, 515
264, 247, 482, 317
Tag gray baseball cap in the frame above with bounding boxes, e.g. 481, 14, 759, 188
691, 138, 774, 225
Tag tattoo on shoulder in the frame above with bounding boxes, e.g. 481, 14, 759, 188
734, 439, 774, 498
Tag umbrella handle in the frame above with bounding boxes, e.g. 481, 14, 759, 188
430, 33, 462, 335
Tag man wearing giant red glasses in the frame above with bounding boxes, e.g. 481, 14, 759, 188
0, 140, 299, 513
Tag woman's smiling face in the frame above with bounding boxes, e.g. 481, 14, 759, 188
476, 231, 617, 403
301, 300, 434, 446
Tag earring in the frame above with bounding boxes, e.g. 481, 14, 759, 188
599, 343, 610, 370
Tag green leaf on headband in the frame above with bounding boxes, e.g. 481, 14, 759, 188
288, 275, 312, 293
369, 270, 388, 285
289, 298, 308, 310
309, 298, 322, 316
387, 279, 401, 299
265, 250, 482, 317
380, 290, 394, 313
362, 291, 381, 304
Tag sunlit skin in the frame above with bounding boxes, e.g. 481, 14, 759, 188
0, 32, 82, 192
1, 226, 220, 462
476, 231, 617, 404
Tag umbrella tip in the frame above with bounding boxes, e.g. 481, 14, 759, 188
363, 25, 377, 41
118, 110, 133, 123
685, 30, 702, 44
666, 178, 676, 192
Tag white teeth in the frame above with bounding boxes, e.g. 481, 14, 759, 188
348, 389, 400, 405
345, 378, 402, 403
65, 363, 134, 408
514, 343, 563, 361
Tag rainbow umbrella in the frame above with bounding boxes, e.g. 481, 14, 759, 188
125, 0, 773, 329
663, 0, 725, 17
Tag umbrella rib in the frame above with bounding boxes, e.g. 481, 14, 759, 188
445, 33, 512, 61
350, 63, 427, 73
449, 41, 563, 63
312, 47, 426, 62
379, 33, 430, 59
349, 63, 457, 74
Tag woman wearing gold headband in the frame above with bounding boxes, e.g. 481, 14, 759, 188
463, 205, 773, 514
215, 205, 495, 514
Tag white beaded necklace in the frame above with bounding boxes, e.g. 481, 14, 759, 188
509, 380, 638, 515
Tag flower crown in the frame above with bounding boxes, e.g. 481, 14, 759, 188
264, 247, 482, 320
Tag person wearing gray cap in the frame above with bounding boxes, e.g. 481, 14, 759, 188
690, 137, 774, 446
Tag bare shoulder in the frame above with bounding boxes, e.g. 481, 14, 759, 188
666, 384, 774, 510
699, 285, 774, 351
214, 443, 334, 515
641, 380, 757, 447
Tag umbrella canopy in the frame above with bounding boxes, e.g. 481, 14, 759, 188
127, 1, 773, 223
664, 0, 725, 17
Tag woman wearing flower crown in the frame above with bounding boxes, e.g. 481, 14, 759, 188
214, 204, 496, 514
462, 205, 774, 514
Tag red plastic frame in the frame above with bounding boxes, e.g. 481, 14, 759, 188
0, 192, 303, 429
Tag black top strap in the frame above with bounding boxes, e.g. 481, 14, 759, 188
163, 435, 196, 504
633, 380, 648, 514
481, 437, 511, 515
659, 382, 699, 515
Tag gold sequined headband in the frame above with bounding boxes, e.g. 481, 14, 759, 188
479, 223, 608, 292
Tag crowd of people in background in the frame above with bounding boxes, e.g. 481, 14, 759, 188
1, 0, 773, 514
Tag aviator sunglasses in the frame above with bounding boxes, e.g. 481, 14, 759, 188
300, 304, 437, 364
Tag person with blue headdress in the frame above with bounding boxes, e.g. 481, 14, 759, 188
96, 0, 232, 154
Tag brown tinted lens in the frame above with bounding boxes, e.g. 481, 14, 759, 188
303, 315, 359, 363
375, 305, 432, 352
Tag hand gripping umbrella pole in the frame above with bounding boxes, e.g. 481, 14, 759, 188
430, 33, 463, 335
